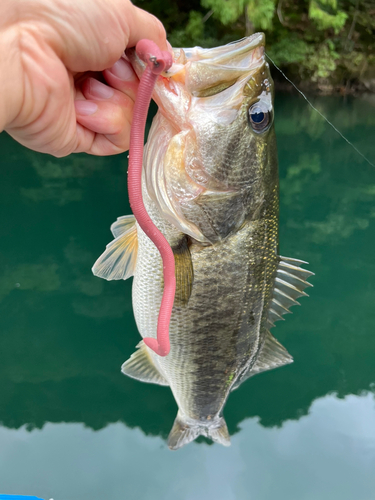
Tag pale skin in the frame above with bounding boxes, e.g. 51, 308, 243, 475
0, 0, 169, 157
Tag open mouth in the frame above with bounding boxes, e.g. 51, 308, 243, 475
128, 34, 265, 94
171, 33, 265, 68
166, 33, 265, 97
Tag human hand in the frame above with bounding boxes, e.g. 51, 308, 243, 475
0, 0, 169, 156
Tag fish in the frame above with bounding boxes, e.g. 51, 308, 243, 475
92, 33, 313, 450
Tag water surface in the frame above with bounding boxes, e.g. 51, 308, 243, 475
0, 93, 374, 499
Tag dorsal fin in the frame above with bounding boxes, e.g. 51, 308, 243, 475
92, 215, 138, 281
232, 330, 293, 390
121, 341, 169, 386
268, 255, 314, 328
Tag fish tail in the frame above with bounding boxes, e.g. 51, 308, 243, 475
168, 411, 230, 450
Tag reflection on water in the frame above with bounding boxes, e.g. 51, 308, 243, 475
0, 393, 374, 500
21, 154, 107, 205
0, 94, 374, 495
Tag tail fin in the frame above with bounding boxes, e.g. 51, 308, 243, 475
168, 411, 230, 450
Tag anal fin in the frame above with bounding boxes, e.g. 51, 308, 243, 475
121, 341, 169, 386
249, 331, 293, 376
232, 256, 312, 391
232, 331, 293, 390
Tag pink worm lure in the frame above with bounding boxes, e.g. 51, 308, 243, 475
128, 40, 174, 357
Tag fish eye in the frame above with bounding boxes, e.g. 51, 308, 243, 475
248, 102, 271, 132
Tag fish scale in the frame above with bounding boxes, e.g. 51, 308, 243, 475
133, 186, 279, 424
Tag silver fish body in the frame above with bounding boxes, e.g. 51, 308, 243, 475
93, 33, 313, 449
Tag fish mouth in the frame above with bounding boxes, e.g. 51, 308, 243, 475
170, 32, 265, 70
127, 33, 265, 97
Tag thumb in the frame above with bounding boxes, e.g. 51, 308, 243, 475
51, 0, 169, 72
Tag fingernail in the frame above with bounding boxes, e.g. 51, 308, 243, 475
75, 100, 98, 116
88, 78, 114, 99
109, 58, 135, 80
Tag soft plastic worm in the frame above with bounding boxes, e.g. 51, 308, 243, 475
128, 40, 174, 356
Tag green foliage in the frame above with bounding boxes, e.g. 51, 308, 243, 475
201, 0, 244, 25
186, 11, 205, 39
169, 11, 206, 47
247, 0, 276, 30
201, 0, 276, 30
268, 36, 309, 66
133, 0, 375, 92
309, 0, 348, 33
304, 42, 340, 81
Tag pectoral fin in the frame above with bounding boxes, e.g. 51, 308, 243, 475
110, 215, 137, 238
172, 236, 194, 307
121, 341, 168, 386
92, 215, 138, 280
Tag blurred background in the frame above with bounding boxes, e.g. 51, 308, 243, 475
135, 0, 375, 93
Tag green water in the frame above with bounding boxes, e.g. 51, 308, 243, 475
0, 93, 374, 499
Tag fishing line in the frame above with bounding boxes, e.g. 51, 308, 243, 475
266, 53, 375, 169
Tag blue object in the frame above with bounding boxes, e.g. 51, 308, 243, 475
0, 496, 45, 500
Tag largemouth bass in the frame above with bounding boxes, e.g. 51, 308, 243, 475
93, 33, 313, 450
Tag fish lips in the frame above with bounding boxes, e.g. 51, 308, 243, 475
127, 32, 266, 98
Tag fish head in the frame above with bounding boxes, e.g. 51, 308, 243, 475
128, 34, 277, 241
